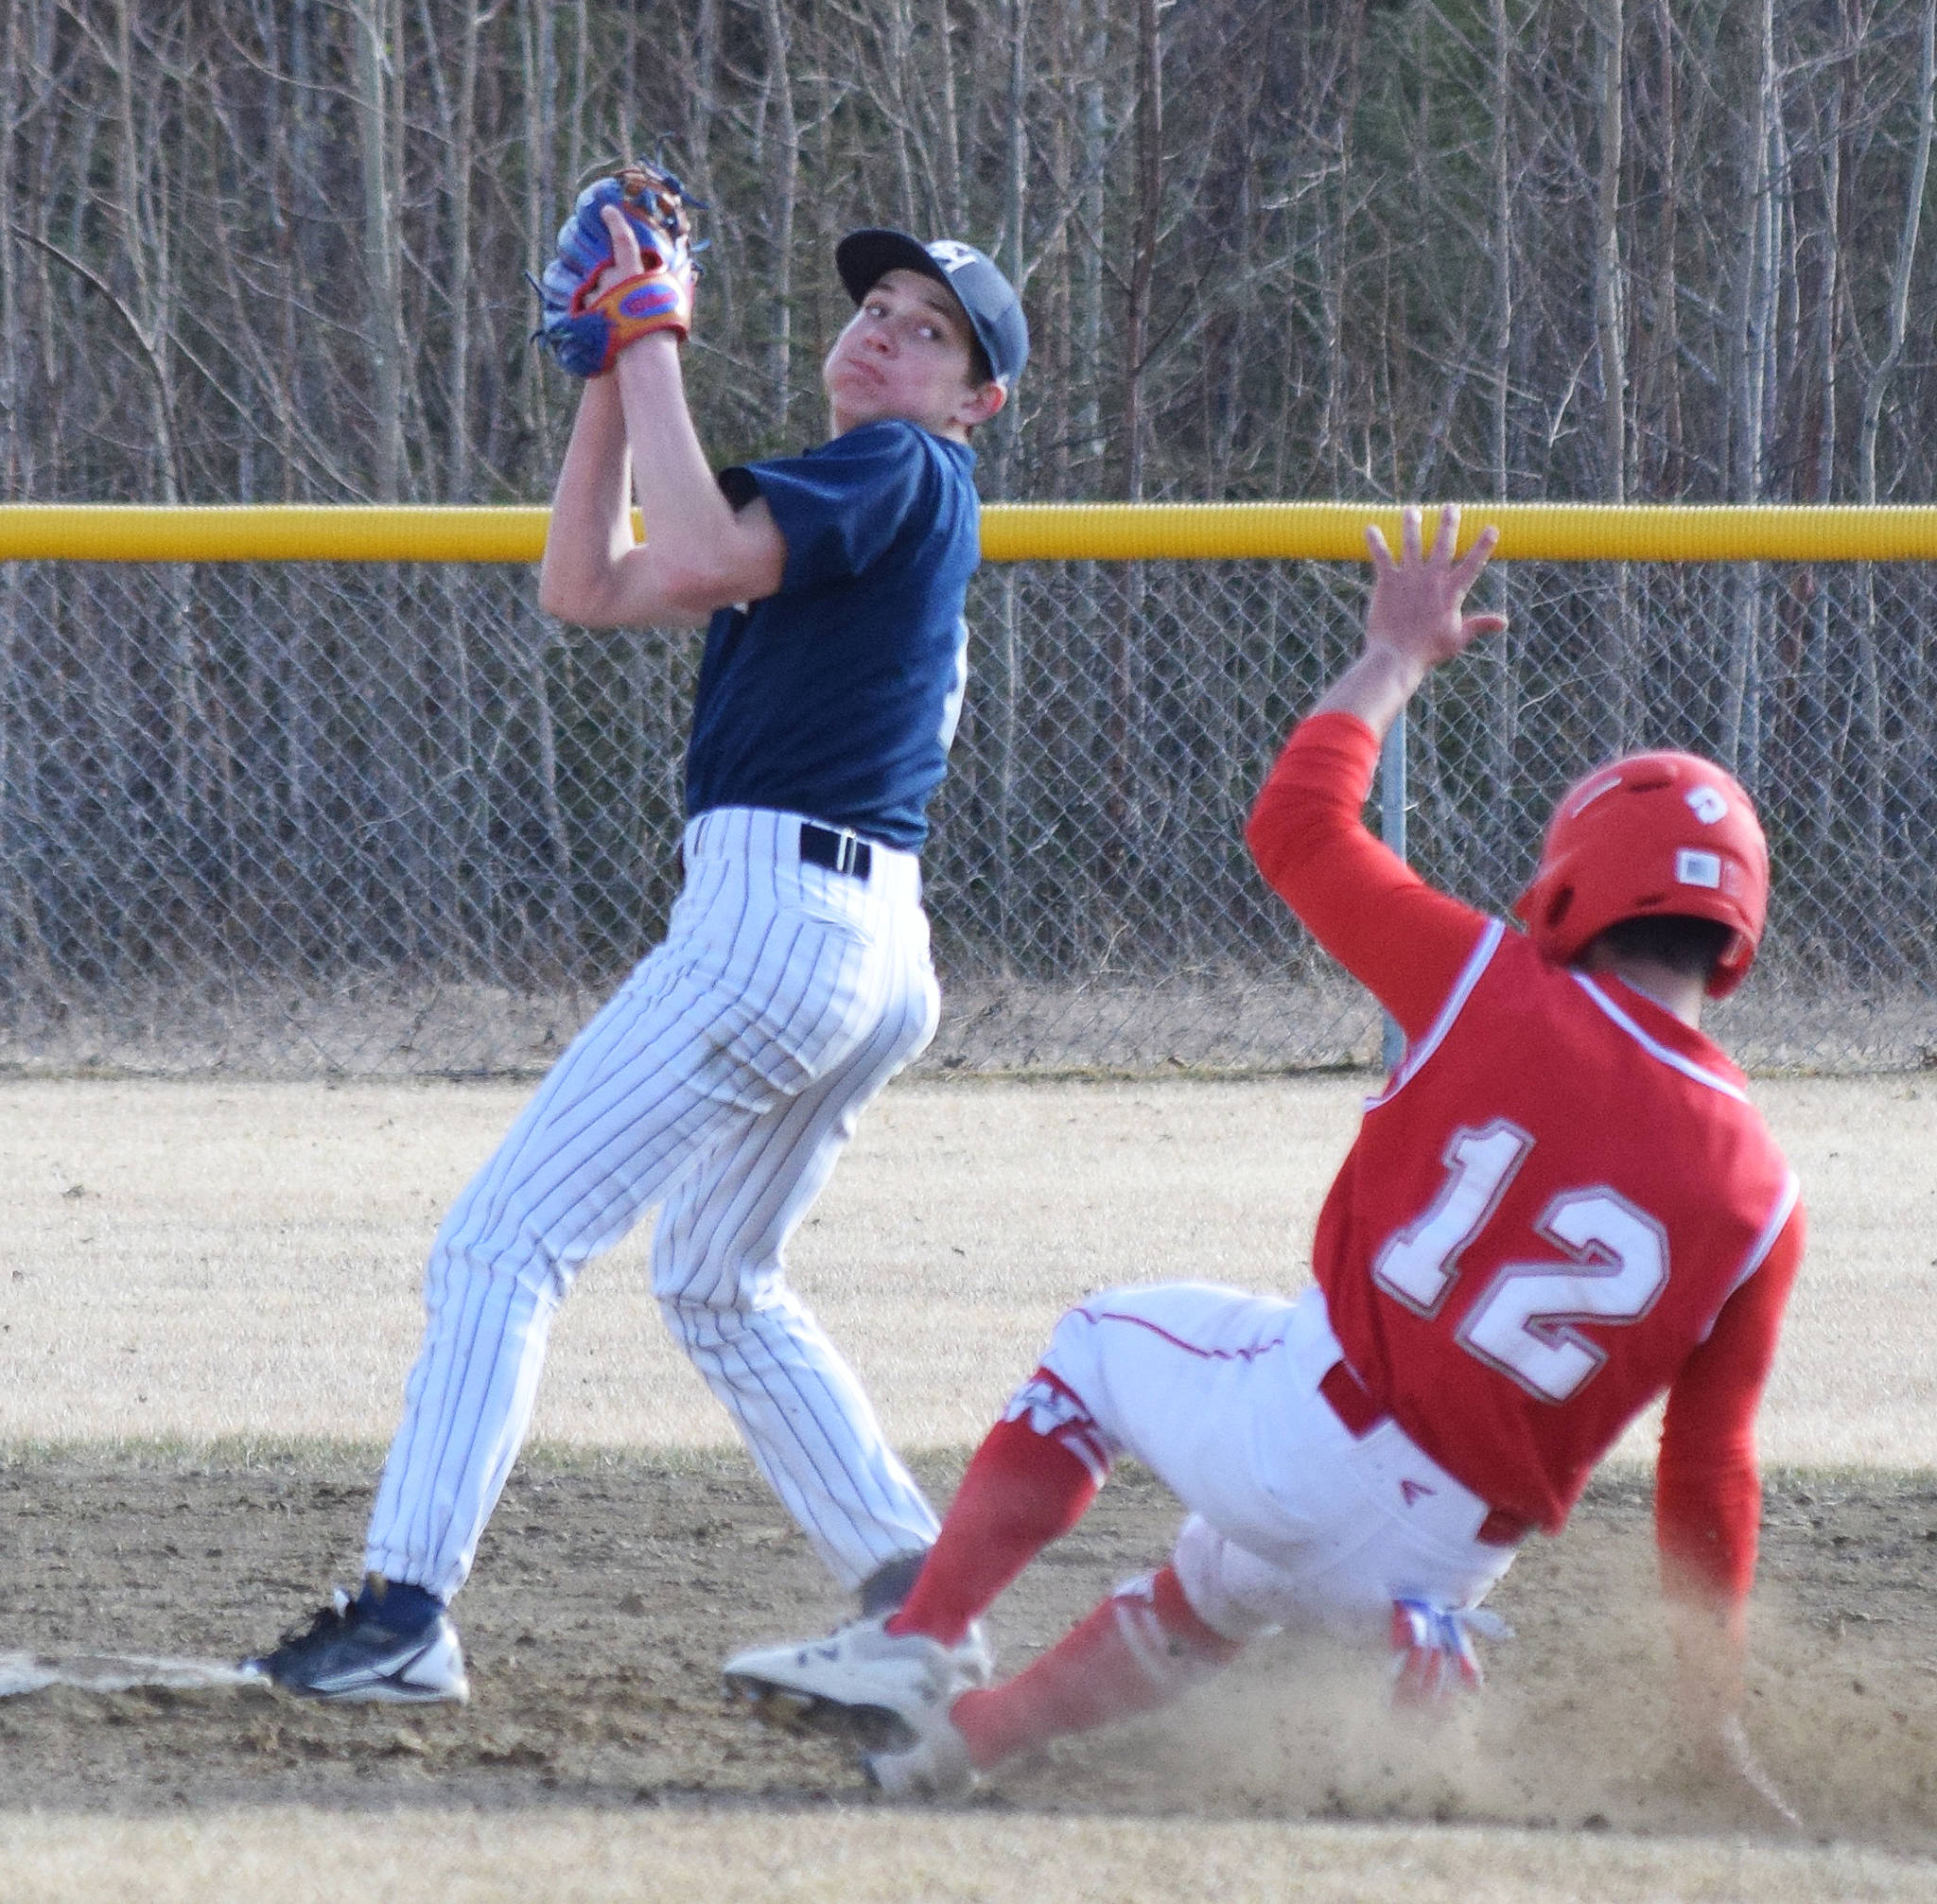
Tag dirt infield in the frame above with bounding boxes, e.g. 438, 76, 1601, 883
4, 1075, 1937, 1898
1, 1450, 1935, 1847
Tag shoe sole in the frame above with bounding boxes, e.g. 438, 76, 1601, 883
243, 1664, 470, 1705
294, 1680, 469, 1705
723, 1671, 913, 1752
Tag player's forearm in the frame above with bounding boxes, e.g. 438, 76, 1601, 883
1666, 1581, 1749, 1725
1652, 1313, 1771, 1723
1247, 711, 1381, 896
538, 377, 645, 626
1656, 1342, 1770, 1732
613, 337, 731, 537
1659, 1441, 1755, 1728
1653, 1214, 1799, 1616
610, 338, 786, 620
538, 346, 773, 630
1657, 1453, 1759, 1611
1247, 711, 1487, 1036
1308, 642, 1430, 742
1656, 1370, 1763, 1618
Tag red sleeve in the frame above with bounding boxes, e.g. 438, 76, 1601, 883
1244, 710, 1491, 1039
1654, 1205, 1805, 1614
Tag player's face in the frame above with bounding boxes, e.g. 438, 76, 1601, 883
823, 271, 1006, 441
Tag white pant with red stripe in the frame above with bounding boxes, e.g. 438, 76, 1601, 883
364, 807, 942, 1601
1025, 1283, 1520, 1642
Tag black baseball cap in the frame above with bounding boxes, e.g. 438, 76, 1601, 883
834, 229, 1030, 390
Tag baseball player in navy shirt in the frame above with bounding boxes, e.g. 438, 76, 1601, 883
242, 209, 1028, 1702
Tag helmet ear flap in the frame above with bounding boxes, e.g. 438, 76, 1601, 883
1511, 869, 1568, 935
1705, 928, 1755, 999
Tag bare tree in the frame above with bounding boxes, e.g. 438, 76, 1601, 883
353, 0, 407, 501
1858, 0, 1937, 503
757, 0, 800, 439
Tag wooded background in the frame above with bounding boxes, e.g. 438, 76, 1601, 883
2, 0, 1936, 1076
7, 0, 1937, 513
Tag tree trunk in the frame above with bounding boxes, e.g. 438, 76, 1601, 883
1722, 0, 1779, 777
354, 0, 405, 503
1074, 0, 1108, 491
1595, 0, 1635, 754
1858, 0, 1936, 502
933, 0, 964, 232
1487, 0, 1519, 888
759, 0, 799, 438
1123, 0, 1160, 500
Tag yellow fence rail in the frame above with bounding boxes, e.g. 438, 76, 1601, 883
8, 500, 1937, 565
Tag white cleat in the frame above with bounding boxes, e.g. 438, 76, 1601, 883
951, 1619, 996, 1689
723, 1613, 985, 1795
861, 1711, 977, 1800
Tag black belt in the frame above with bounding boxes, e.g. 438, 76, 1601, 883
1317, 1358, 1530, 1548
800, 821, 873, 882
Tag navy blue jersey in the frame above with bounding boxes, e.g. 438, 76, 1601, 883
684, 421, 980, 852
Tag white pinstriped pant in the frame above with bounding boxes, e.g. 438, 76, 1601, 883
363, 807, 943, 1600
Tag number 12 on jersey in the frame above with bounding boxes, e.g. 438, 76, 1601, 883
1370, 1120, 1670, 1404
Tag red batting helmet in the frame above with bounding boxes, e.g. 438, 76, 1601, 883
1512, 751, 1770, 999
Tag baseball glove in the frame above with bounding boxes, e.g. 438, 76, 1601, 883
534, 162, 701, 377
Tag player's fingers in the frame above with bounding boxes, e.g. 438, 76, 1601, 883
1451, 522, 1501, 587
1364, 522, 1395, 572
1429, 503, 1460, 563
1399, 504, 1424, 563
601, 201, 645, 275
1461, 612, 1509, 641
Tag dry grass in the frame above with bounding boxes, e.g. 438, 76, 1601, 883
1, 1073, 1931, 1463
3, 1808, 1934, 1904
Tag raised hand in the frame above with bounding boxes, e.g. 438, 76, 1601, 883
1363, 503, 1506, 674
1309, 502, 1507, 734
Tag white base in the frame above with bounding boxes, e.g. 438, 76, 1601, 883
0, 1651, 258, 1697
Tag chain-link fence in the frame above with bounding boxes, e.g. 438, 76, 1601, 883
1, 555, 1932, 1077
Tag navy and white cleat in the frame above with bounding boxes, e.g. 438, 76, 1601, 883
241, 1588, 469, 1704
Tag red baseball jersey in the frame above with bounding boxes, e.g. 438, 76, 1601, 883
1248, 711, 1803, 1604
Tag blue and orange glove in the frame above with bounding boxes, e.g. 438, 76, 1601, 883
535, 163, 702, 376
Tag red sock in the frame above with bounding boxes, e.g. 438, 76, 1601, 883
885, 1396, 1102, 1650
950, 1563, 1243, 1771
